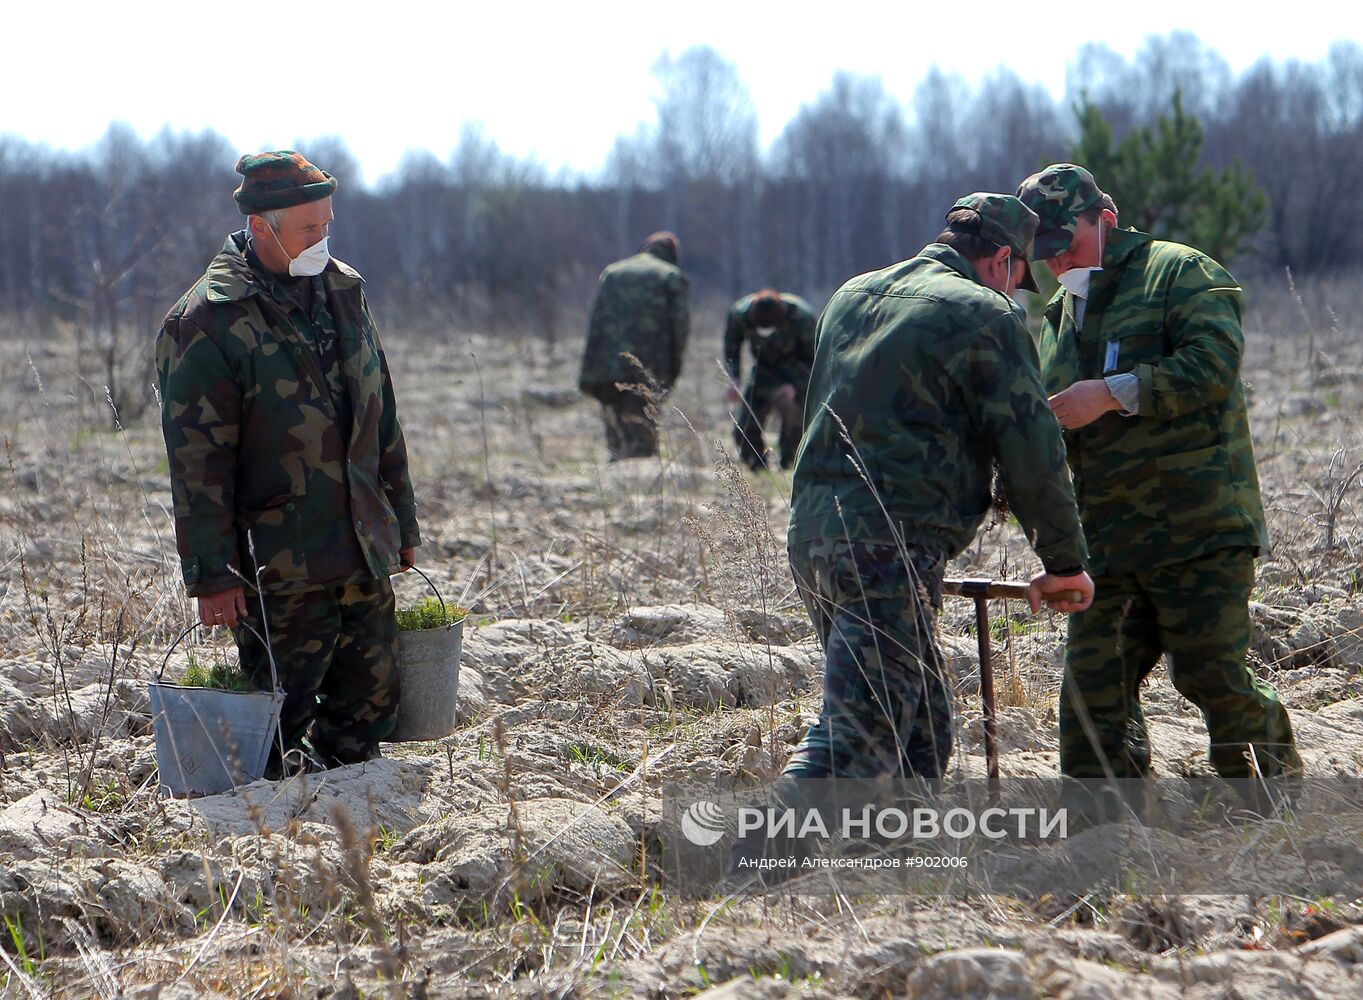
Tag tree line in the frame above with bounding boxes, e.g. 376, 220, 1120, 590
0, 32, 1360, 418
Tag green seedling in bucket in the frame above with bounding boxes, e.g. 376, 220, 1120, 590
388, 567, 467, 742
180, 651, 253, 691
396, 596, 466, 632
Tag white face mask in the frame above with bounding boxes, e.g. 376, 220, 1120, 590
1055, 219, 1106, 299
266, 223, 331, 277
1056, 267, 1096, 298
754, 325, 776, 339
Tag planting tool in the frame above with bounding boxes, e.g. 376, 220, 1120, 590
941, 578, 1084, 799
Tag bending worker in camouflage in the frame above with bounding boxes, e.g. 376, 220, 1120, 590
784, 194, 1094, 786
1015, 163, 1301, 801
579, 232, 690, 460
723, 289, 817, 472
156, 150, 420, 776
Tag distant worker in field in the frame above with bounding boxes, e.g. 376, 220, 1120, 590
1016, 163, 1301, 809
156, 150, 420, 776
723, 289, 817, 472
783, 194, 1094, 787
578, 231, 690, 460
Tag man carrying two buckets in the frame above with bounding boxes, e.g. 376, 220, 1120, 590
156, 150, 422, 779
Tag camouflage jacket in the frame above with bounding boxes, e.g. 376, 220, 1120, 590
156, 232, 420, 597
1037, 228, 1268, 576
723, 292, 817, 390
579, 242, 690, 394
789, 244, 1088, 574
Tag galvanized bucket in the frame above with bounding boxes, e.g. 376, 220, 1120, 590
150, 622, 284, 797
388, 567, 464, 742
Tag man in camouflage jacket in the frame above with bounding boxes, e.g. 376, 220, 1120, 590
1017, 163, 1300, 807
579, 232, 690, 459
723, 289, 817, 471
783, 194, 1094, 787
156, 151, 420, 774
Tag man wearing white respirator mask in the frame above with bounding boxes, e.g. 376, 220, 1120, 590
156, 150, 420, 777
1016, 163, 1299, 817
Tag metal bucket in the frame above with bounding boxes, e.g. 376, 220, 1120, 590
388, 567, 464, 742
150, 621, 284, 797
149, 682, 285, 796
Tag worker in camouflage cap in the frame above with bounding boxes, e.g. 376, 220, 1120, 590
948, 192, 1041, 291
723, 289, 818, 471
156, 150, 420, 778
1015, 162, 1104, 261
1015, 163, 1300, 817
780, 192, 1093, 790
579, 232, 690, 459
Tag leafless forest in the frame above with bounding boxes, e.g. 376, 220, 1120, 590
0, 31, 1361, 1000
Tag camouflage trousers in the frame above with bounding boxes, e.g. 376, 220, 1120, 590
783, 538, 953, 784
234, 575, 399, 772
733, 380, 803, 472
588, 382, 659, 460
1061, 546, 1301, 782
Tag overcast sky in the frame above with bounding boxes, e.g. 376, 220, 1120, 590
6, 0, 1353, 185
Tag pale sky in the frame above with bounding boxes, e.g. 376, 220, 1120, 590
5, 0, 1353, 186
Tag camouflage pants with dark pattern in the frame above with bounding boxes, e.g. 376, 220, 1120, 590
1061, 546, 1301, 782
234, 575, 399, 771
589, 382, 659, 460
733, 381, 803, 471
783, 538, 953, 784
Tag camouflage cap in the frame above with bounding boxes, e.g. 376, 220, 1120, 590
233, 150, 338, 215
948, 193, 1040, 292
1015, 163, 1103, 260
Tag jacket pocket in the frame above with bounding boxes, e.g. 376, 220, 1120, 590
1102, 326, 1165, 373
236, 495, 304, 585
1156, 444, 1248, 538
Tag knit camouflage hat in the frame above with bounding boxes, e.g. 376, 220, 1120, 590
233, 150, 338, 215
948, 193, 1040, 292
750, 289, 783, 327
1015, 163, 1103, 260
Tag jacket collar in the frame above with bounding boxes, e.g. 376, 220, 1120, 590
1098, 226, 1152, 272
205, 230, 363, 304
919, 243, 986, 287
1084, 227, 1151, 304
641, 243, 678, 266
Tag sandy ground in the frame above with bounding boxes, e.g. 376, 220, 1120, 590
0, 286, 1360, 997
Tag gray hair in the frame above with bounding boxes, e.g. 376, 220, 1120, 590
259, 208, 286, 231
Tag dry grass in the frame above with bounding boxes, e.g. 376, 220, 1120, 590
0, 280, 1359, 997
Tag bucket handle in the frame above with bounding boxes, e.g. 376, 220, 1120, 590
157, 623, 202, 682
156, 620, 280, 692
406, 564, 459, 627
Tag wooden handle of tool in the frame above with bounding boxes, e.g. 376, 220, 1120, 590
989, 581, 1085, 604
942, 579, 1084, 604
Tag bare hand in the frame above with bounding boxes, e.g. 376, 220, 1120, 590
772, 383, 797, 407
1048, 380, 1121, 430
198, 587, 248, 628
725, 385, 741, 405
1027, 570, 1095, 614
399, 547, 416, 571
